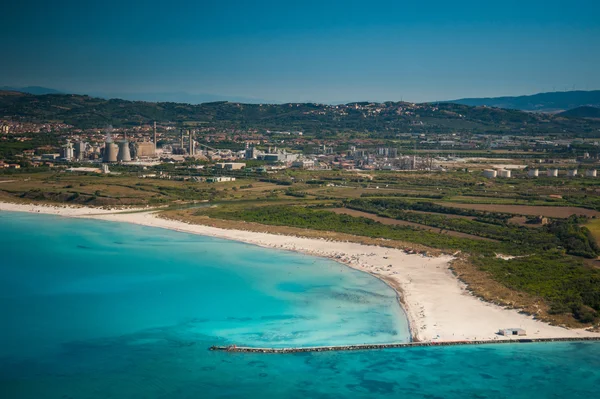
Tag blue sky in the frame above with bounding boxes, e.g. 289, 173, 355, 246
1, 0, 599, 103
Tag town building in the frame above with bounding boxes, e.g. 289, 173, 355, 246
206, 176, 236, 182
215, 162, 245, 170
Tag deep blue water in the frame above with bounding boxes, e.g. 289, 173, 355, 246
1, 212, 600, 398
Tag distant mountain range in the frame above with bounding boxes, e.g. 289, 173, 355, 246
0, 86, 64, 95
0, 86, 267, 104
558, 106, 600, 119
3, 86, 600, 114
88, 91, 269, 104
447, 90, 600, 112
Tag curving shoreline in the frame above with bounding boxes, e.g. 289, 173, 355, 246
1, 201, 598, 343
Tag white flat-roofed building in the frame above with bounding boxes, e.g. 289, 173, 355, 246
498, 328, 526, 336
206, 176, 236, 182
292, 159, 315, 169
66, 167, 101, 173
215, 162, 245, 170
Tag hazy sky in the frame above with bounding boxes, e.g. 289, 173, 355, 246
2, 0, 599, 103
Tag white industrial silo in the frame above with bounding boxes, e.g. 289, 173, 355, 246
527, 169, 539, 177
483, 169, 497, 178
498, 169, 511, 178
547, 169, 559, 177
585, 169, 597, 177
567, 169, 578, 177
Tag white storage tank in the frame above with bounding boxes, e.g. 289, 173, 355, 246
498, 169, 511, 178
547, 169, 559, 177
483, 169, 497, 178
585, 169, 597, 177
567, 169, 578, 177
527, 169, 539, 177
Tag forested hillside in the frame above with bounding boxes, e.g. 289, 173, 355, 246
2, 91, 600, 136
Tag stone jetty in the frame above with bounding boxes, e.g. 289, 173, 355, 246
210, 337, 600, 354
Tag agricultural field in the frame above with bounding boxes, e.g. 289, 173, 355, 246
438, 203, 600, 218
329, 208, 494, 241
0, 172, 282, 206
586, 218, 600, 245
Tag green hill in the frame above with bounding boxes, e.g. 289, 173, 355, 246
559, 106, 600, 119
447, 90, 600, 112
1, 91, 599, 137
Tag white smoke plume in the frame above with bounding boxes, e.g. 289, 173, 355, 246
105, 125, 114, 143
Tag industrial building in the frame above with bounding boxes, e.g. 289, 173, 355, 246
136, 140, 156, 158
60, 142, 74, 160
292, 159, 315, 169
75, 141, 86, 160
376, 147, 398, 158
215, 162, 245, 170
260, 152, 299, 163
245, 146, 259, 159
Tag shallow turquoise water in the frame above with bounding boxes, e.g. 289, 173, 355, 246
1, 212, 599, 398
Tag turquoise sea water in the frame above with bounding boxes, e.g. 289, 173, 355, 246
1, 212, 599, 398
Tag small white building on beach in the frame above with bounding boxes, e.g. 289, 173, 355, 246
498, 328, 526, 336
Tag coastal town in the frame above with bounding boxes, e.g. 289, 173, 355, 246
2, 114, 600, 180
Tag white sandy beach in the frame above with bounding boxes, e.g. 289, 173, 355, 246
1, 201, 597, 343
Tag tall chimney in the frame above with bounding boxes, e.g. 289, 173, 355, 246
153, 121, 157, 150
189, 130, 194, 156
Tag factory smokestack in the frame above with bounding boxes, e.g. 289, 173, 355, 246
189, 129, 194, 156
153, 121, 157, 150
